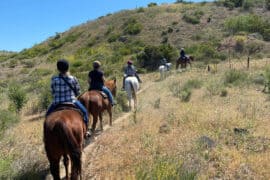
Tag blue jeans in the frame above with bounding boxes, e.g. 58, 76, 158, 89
46, 101, 89, 126
102, 86, 114, 105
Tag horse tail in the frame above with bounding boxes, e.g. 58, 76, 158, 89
129, 81, 136, 100
54, 121, 82, 176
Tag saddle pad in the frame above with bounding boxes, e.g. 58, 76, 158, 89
100, 91, 108, 98
53, 103, 83, 117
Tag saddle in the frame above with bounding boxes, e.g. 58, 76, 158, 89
52, 103, 83, 117
100, 91, 108, 99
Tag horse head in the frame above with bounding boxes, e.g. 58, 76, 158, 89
189, 56, 195, 61
105, 78, 117, 97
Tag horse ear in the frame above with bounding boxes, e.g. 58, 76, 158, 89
113, 77, 116, 83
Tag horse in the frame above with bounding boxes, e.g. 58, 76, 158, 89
159, 63, 172, 80
78, 78, 117, 133
44, 105, 86, 180
176, 56, 194, 69
124, 76, 139, 110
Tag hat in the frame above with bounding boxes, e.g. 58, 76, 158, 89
57, 59, 69, 72
127, 60, 133, 65
181, 48, 184, 50
93, 61, 101, 69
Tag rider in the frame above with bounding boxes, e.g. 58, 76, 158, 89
46, 59, 89, 128
88, 61, 116, 106
160, 57, 170, 70
122, 60, 142, 90
180, 48, 187, 61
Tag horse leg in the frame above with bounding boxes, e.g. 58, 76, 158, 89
91, 114, 98, 133
70, 149, 82, 180
107, 106, 112, 126
63, 154, 69, 179
99, 113, 103, 131
133, 93, 137, 110
49, 156, 61, 180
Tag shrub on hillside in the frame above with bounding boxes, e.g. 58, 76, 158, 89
224, 15, 270, 41
0, 109, 18, 138
137, 7, 145, 13
224, 69, 248, 86
183, 14, 200, 24
136, 157, 196, 179
8, 84, 28, 113
137, 44, 178, 71
267, 0, 270, 10
17, 44, 49, 60
107, 34, 121, 43
123, 18, 143, 35
242, 0, 254, 10
48, 32, 82, 50
148, 2, 158, 7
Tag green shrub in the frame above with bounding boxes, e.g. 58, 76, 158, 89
0, 154, 14, 178
266, 0, 270, 10
183, 14, 200, 24
148, 2, 158, 7
224, 15, 270, 41
242, 0, 254, 10
224, 69, 248, 86
38, 85, 52, 112
17, 44, 49, 59
8, 84, 28, 112
180, 88, 192, 102
123, 18, 143, 35
48, 32, 82, 50
0, 109, 18, 138
220, 88, 228, 97
136, 157, 196, 180
137, 7, 145, 13
137, 44, 177, 71
107, 34, 120, 43
206, 80, 223, 96
116, 91, 129, 112
105, 25, 114, 35
183, 79, 203, 90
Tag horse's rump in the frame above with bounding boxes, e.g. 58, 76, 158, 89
125, 76, 139, 99
44, 110, 85, 178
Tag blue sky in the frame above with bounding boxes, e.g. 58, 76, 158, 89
0, 0, 212, 52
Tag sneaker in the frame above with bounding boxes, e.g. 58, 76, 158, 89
85, 130, 91, 138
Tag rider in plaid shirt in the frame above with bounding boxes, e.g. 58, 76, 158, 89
51, 75, 80, 104
46, 59, 89, 127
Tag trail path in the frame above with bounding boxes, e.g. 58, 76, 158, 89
45, 80, 154, 180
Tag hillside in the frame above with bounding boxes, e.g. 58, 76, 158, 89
1, 0, 270, 179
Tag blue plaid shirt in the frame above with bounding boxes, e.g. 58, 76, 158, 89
51, 74, 80, 104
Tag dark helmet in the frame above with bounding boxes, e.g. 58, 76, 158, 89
93, 60, 101, 69
57, 59, 69, 72
127, 60, 133, 65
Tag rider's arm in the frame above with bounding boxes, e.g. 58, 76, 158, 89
74, 77, 81, 96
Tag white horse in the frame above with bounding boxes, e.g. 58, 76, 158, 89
124, 76, 139, 110
159, 63, 172, 80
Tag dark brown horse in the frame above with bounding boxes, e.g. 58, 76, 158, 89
78, 78, 117, 133
176, 56, 194, 69
44, 106, 86, 180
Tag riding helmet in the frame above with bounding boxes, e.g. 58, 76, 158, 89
127, 60, 133, 65
57, 59, 69, 72
93, 60, 101, 69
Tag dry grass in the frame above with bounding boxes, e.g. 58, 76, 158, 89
81, 59, 270, 179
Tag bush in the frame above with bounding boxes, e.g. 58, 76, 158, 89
137, 7, 145, 13
224, 69, 248, 86
183, 79, 203, 90
148, 2, 158, 7
183, 14, 200, 24
137, 44, 178, 71
180, 88, 192, 102
116, 91, 129, 112
123, 18, 143, 35
8, 84, 28, 112
242, 0, 254, 10
0, 109, 18, 138
136, 157, 196, 180
224, 15, 270, 41
206, 80, 223, 96
266, 0, 270, 10
107, 33, 120, 43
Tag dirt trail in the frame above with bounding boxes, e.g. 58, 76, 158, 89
45, 80, 154, 180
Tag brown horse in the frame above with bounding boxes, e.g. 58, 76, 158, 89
176, 56, 194, 69
44, 106, 86, 180
78, 78, 117, 133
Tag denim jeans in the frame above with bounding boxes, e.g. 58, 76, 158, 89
46, 101, 89, 126
101, 86, 114, 104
